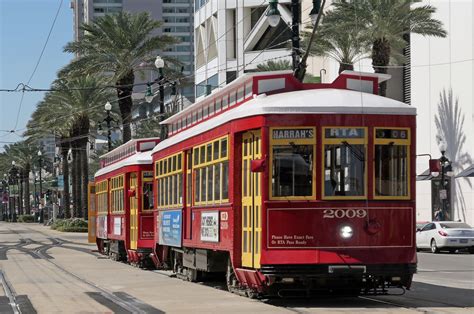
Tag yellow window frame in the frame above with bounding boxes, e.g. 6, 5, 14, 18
321, 126, 368, 200
156, 152, 183, 209
269, 127, 316, 201
110, 174, 125, 213
193, 135, 229, 206
142, 171, 154, 212
96, 179, 108, 214
373, 127, 411, 200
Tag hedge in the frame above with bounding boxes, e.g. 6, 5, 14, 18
18, 215, 35, 223
51, 218, 88, 232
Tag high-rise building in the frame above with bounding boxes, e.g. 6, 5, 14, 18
193, 0, 334, 99
70, 0, 195, 105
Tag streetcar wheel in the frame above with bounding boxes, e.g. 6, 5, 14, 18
431, 239, 440, 253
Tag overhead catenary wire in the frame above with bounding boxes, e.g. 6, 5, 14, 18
11, 0, 64, 132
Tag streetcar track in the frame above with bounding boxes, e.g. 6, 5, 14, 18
4, 225, 162, 314
0, 270, 20, 314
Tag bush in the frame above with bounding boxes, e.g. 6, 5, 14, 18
18, 215, 35, 223
51, 218, 88, 232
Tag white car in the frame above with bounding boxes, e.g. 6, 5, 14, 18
416, 221, 474, 254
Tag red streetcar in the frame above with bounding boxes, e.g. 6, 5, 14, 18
150, 71, 417, 297
88, 138, 160, 267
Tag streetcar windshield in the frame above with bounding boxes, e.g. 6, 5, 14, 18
143, 181, 154, 210
272, 145, 313, 197
324, 144, 365, 197
375, 145, 408, 197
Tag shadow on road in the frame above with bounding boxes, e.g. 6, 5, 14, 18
263, 282, 473, 309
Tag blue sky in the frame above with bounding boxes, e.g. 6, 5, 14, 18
0, 0, 73, 152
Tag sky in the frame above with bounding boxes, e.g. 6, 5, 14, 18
0, 0, 73, 152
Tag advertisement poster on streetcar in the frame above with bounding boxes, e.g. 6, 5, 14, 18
114, 217, 122, 235
159, 210, 182, 247
201, 211, 219, 242
96, 215, 107, 239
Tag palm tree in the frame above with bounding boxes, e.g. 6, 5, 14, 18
28, 75, 112, 219
3, 141, 40, 215
256, 60, 292, 72
25, 98, 73, 218
63, 11, 176, 143
331, 0, 447, 96
303, 10, 370, 74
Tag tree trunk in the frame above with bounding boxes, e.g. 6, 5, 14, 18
338, 62, 354, 74
78, 117, 90, 221
372, 37, 391, 97
60, 140, 71, 218
116, 70, 135, 144
80, 142, 89, 220
71, 137, 82, 218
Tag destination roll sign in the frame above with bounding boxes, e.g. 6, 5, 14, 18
376, 128, 408, 139
325, 128, 365, 138
272, 128, 314, 140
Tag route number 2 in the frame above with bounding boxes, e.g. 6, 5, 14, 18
323, 209, 367, 218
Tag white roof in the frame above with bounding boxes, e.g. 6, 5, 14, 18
95, 150, 153, 178
152, 88, 416, 153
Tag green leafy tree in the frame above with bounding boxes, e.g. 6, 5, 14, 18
331, 0, 446, 96
63, 12, 176, 143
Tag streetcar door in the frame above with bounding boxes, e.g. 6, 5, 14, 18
242, 130, 262, 269
88, 182, 96, 244
129, 172, 138, 250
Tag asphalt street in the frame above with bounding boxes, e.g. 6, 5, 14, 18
0, 222, 473, 313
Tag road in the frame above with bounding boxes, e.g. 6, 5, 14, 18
0, 222, 473, 313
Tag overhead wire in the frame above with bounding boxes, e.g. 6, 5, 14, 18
11, 0, 64, 132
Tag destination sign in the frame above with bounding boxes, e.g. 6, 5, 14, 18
143, 171, 154, 178
325, 128, 365, 138
376, 129, 408, 140
272, 128, 314, 140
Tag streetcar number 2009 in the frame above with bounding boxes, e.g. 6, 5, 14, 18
323, 209, 367, 218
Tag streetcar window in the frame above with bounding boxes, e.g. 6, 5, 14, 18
214, 164, 221, 200
324, 144, 365, 197
207, 165, 213, 202
375, 145, 408, 197
222, 161, 229, 199
272, 145, 313, 197
221, 138, 227, 158
143, 182, 154, 210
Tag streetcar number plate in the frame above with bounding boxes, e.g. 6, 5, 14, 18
323, 209, 367, 219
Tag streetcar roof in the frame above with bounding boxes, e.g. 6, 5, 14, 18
152, 88, 416, 153
95, 150, 153, 178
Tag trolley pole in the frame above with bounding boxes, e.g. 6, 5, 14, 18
291, 0, 300, 72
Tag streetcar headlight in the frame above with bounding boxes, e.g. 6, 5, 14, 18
340, 225, 353, 239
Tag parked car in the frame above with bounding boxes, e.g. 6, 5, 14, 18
416, 221, 474, 253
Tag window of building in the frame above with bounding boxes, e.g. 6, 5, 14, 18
270, 127, 315, 199
96, 180, 108, 214
374, 128, 410, 199
156, 153, 183, 208
323, 127, 367, 199
193, 136, 229, 205
110, 175, 124, 213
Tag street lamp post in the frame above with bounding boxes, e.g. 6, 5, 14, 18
10, 161, 18, 222
266, 0, 324, 80
438, 140, 454, 220
98, 101, 116, 152
144, 56, 167, 139
38, 150, 44, 223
